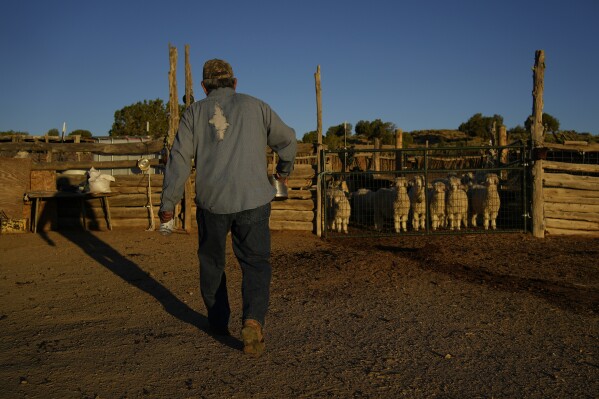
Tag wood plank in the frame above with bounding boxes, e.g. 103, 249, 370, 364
545, 218, 599, 231
0, 139, 164, 155
110, 186, 163, 194
545, 196, 599, 206
546, 227, 599, 237
87, 193, 161, 207
110, 174, 164, 185
0, 158, 31, 219
271, 210, 314, 222
287, 178, 315, 190
32, 158, 163, 171
544, 187, 599, 199
544, 173, 599, 191
544, 142, 599, 152
287, 189, 314, 200
544, 202, 599, 214
271, 199, 314, 211
269, 220, 313, 231
543, 160, 599, 174
544, 208, 599, 223
30, 171, 56, 191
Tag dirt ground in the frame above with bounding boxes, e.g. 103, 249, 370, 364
0, 228, 597, 399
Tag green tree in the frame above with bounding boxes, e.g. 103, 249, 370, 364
326, 123, 352, 138
355, 120, 373, 139
110, 99, 170, 138
324, 123, 353, 149
458, 113, 504, 140
323, 133, 343, 149
354, 119, 396, 144
507, 125, 528, 142
0, 130, 28, 136
46, 128, 59, 136
69, 129, 93, 138
301, 130, 318, 143
524, 112, 560, 134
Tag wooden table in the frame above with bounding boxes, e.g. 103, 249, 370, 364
24, 191, 116, 233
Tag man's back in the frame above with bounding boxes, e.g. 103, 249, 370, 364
161, 87, 296, 214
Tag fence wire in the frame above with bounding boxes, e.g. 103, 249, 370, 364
321, 143, 528, 238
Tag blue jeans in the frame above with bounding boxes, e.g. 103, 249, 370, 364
196, 203, 271, 328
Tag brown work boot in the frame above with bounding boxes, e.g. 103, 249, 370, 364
241, 319, 265, 357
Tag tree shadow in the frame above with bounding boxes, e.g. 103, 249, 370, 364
376, 243, 599, 314
35, 199, 242, 351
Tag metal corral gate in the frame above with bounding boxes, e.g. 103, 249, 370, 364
320, 142, 529, 238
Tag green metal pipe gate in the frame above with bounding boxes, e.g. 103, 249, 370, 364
320, 142, 529, 238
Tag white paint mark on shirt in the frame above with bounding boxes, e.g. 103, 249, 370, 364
209, 103, 229, 142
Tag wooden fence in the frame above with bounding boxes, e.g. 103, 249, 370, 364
2, 137, 598, 237
0, 138, 317, 233
541, 142, 599, 236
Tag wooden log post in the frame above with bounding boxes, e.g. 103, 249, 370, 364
167, 44, 181, 228
73, 135, 81, 162
498, 125, 507, 179
167, 44, 179, 151
182, 44, 194, 233
315, 65, 323, 237
184, 44, 194, 109
45, 135, 52, 162
373, 138, 381, 171
531, 50, 546, 238
395, 128, 403, 171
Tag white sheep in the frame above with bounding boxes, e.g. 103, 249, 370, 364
445, 175, 469, 230
327, 181, 351, 234
408, 175, 426, 231
428, 181, 446, 231
470, 173, 501, 230
373, 176, 411, 232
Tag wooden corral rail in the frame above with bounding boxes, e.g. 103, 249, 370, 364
543, 159, 599, 236
2, 139, 319, 233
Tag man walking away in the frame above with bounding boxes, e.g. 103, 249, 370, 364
158, 59, 296, 356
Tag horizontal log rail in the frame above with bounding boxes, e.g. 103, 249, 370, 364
31, 158, 163, 171
544, 142, 599, 152
0, 139, 164, 155
542, 160, 599, 173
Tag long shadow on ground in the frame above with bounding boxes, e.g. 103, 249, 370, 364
377, 243, 599, 315
38, 221, 241, 350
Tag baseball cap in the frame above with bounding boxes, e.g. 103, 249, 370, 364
203, 59, 234, 80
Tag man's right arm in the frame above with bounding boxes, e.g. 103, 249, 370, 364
265, 106, 297, 178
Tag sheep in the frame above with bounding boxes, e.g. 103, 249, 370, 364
460, 171, 476, 190
408, 175, 426, 231
470, 173, 501, 230
349, 188, 375, 226
373, 176, 411, 233
445, 175, 469, 230
327, 181, 351, 234
427, 181, 446, 231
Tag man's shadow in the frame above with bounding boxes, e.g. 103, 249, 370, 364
35, 195, 241, 350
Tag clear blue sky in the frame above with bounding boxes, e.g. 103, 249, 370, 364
1, 0, 598, 139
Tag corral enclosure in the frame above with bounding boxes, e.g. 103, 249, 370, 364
0, 135, 598, 238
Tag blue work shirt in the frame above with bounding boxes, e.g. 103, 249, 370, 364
160, 87, 297, 214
